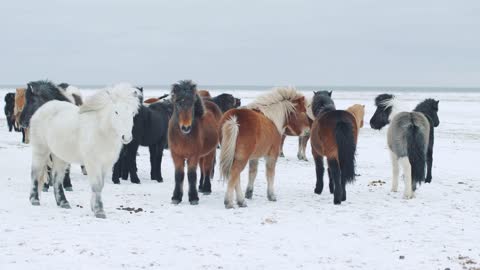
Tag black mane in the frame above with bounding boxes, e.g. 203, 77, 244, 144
171, 80, 205, 117
27, 80, 70, 102
312, 91, 336, 118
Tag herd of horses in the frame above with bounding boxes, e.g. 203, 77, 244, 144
3, 80, 440, 218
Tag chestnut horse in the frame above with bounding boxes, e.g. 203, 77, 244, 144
346, 104, 365, 129
310, 92, 358, 205
219, 87, 306, 208
14, 88, 29, 143
143, 94, 169, 104
168, 80, 222, 205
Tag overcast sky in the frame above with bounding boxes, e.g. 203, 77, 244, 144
1, 0, 479, 87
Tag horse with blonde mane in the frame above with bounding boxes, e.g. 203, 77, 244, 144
219, 87, 306, 208
28, 84, 140, 218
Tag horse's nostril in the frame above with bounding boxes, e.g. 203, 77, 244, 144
181, 125, 191, 133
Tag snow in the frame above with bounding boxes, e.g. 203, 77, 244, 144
0, 88, 479, 270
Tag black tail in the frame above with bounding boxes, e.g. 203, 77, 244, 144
335, 120, 356, 183
406, 120, 426, 185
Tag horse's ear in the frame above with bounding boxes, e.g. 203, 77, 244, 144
362, 105, 365, 108
328, 91, 332, 97
313, 91, 318, 95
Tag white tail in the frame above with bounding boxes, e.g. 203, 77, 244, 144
220, 115, 239, 180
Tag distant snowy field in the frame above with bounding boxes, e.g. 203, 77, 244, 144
0, 88, 479, 270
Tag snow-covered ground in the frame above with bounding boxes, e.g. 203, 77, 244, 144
0, 88, 479, 270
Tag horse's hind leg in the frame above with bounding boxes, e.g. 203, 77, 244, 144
198, 157, 205, 192
225, 159, 248, 209
50, 155, 71, 208
298, 135, 309, 161
245, 159, 258, 199
399, 157, 414, 199
313, 153, 324, 194
63, 165, 73, 191
30, 149, 49, 205
265, 156, 278, 201
327, 159, 342, 205
390, 150, 399, 192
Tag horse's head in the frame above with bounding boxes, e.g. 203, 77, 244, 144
312, 91, 335, 118
234, 97, 241, 107
284, 95, 309, 135
414, 98, 440, 128
370, 94, 394, 130
107, 84, 141, 144
171, 80, 203, 134
213, 93, 238, 113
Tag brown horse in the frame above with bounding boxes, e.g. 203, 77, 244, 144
279, 110, 311, 160
310, 93, 357, 205
198, 90, 212, 99
219, 87, 306, 208
168, 80, 222, 205
346, 104, 365, 129
14, 88, 29, 143
143, 94, 169, 104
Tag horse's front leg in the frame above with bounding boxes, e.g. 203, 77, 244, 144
112, 158, 122, 184
30, 149, 49, 205
425, 144, 433, 183
279, 135, 286, 157
265, 156, 278, 201
127, 143, 140, 184
171, 155, 185, 204
187, 157, 199, 204
86, 164, 106, 218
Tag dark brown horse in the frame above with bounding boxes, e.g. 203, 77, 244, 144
168, 80, 222, 205
310, 93, 358, 205
219, 87, 306, 208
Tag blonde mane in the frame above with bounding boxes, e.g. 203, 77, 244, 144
346, 104, 365, 128
79, 83, 140, 114
246, 87, 304, 133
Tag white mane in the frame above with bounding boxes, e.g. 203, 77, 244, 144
246, 86, 304, 133
380, 96, 405, 121
79, 83, 140, 114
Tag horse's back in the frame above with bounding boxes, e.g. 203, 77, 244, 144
311, 110, 357, 157
388, 112, 430, 156
221, 108, 281, 159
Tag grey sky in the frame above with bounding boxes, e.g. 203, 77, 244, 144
1, 0, 479, 87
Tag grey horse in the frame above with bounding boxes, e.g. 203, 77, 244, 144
370, 94, 440, 199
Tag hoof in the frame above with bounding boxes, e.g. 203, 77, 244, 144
391, 188, 398, 192
333, 199, 342, 205
202, 190, 211, 195
131, 179, 141, 184
224, 203, 234, 209
113, 181, 120, 185
280, 152, 285, 158
190, 200, 199, 205
95, 212, 106, 219
171, 199, 181, 205
31, 199, 40, 206
64, 187, 73, 192
237, 200, 247, 208
42, 187, 49, 192
156, 178, 163, 183
403, 193, 414, 199
245, 190, 253, 199
267, 194, 277, 202
314, 188, 322, 195
59, 201, 71, 209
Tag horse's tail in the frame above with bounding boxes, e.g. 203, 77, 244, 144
335, 120, 356, 183
220, 115, 239, 180
406, 116, 426, 185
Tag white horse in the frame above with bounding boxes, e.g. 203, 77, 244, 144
28, 84, 140, 218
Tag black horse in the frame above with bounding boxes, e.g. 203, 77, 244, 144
210, 93, 241, 113
4, 93, 16, 132
112, 94, 172, 184
19, 80, 85, 191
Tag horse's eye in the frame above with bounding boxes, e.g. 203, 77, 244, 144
115, 111, 119, 115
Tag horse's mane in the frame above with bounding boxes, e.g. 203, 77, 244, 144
375, 94, 403, 121
414, 98, 437, 114
28, 80, 71, 103
79, 83, 140, 114
246, 86, 304, 133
